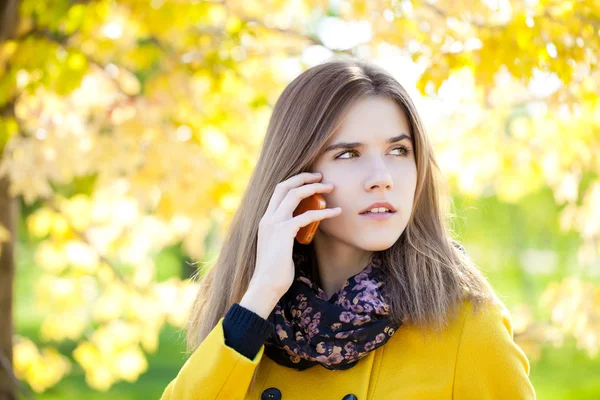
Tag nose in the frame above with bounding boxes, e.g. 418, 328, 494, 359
364, 164, 393, 191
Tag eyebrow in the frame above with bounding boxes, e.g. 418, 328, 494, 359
324, 134, 412, 153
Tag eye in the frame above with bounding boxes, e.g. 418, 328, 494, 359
391, 145, 410, 156
335, 150, 359, 160
334, 146, 411, 160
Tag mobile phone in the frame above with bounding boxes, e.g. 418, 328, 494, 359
293, 193, 326, 244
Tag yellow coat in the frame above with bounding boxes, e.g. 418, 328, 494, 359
161, 299, 535, 399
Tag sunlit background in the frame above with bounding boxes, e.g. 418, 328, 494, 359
0, 0, 599, 399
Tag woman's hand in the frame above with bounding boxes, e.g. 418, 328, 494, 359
240, 172, 341, 318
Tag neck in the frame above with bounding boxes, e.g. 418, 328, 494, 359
311, 235, 373, 300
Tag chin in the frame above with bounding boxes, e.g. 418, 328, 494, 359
316, 224, 403, 251
359, 242, 397, 252
351, 233, 400, 252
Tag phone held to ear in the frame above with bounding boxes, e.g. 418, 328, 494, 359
293, 193, 326, 244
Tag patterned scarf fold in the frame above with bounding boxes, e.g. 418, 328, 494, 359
264, 251, 402, 371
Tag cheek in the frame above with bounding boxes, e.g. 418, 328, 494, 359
321, 188, 346, 211
318, 171, 349, 206
395, 163, 418, 189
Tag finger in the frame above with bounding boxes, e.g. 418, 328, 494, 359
264, 172, 322, 217
275, 182, 333, 219
288, 207, 342, 231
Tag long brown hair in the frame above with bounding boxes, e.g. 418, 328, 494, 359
186, 56, 497, 384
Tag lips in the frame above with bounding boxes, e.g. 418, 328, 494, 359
359, 201, 397, 214
359, 210, 396, 220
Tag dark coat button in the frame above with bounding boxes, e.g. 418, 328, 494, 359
261, 387, 282, 400
342, 395, 358, 400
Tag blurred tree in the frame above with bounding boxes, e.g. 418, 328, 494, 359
1, 1, 21, 399
0, 0, 599, 394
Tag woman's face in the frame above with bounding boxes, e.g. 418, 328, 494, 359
311, 95, 418, 251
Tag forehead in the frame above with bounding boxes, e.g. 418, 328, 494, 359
331, 96, 411, 140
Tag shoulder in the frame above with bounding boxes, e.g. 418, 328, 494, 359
453, 298, 536, 399
371, 298, 534, 399
460, 296, 511, 329
456, 297, 519, 353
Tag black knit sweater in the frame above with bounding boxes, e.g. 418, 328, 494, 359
222, 303, 276, 360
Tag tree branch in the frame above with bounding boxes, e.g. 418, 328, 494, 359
45, 197, 146, 294
420, 1, 508, 31
0, 0, 19, 43
0, 348, 35, 400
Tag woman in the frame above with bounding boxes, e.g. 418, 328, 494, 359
161, 58, 536, 399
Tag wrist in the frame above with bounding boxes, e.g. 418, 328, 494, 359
240, 281, 282, 319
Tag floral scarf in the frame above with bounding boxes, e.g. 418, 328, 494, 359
264, 250, 402, 371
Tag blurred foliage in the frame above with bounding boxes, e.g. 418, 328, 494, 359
0, 0, 599, 396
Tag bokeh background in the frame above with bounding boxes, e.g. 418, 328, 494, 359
0, 0, 599, 399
